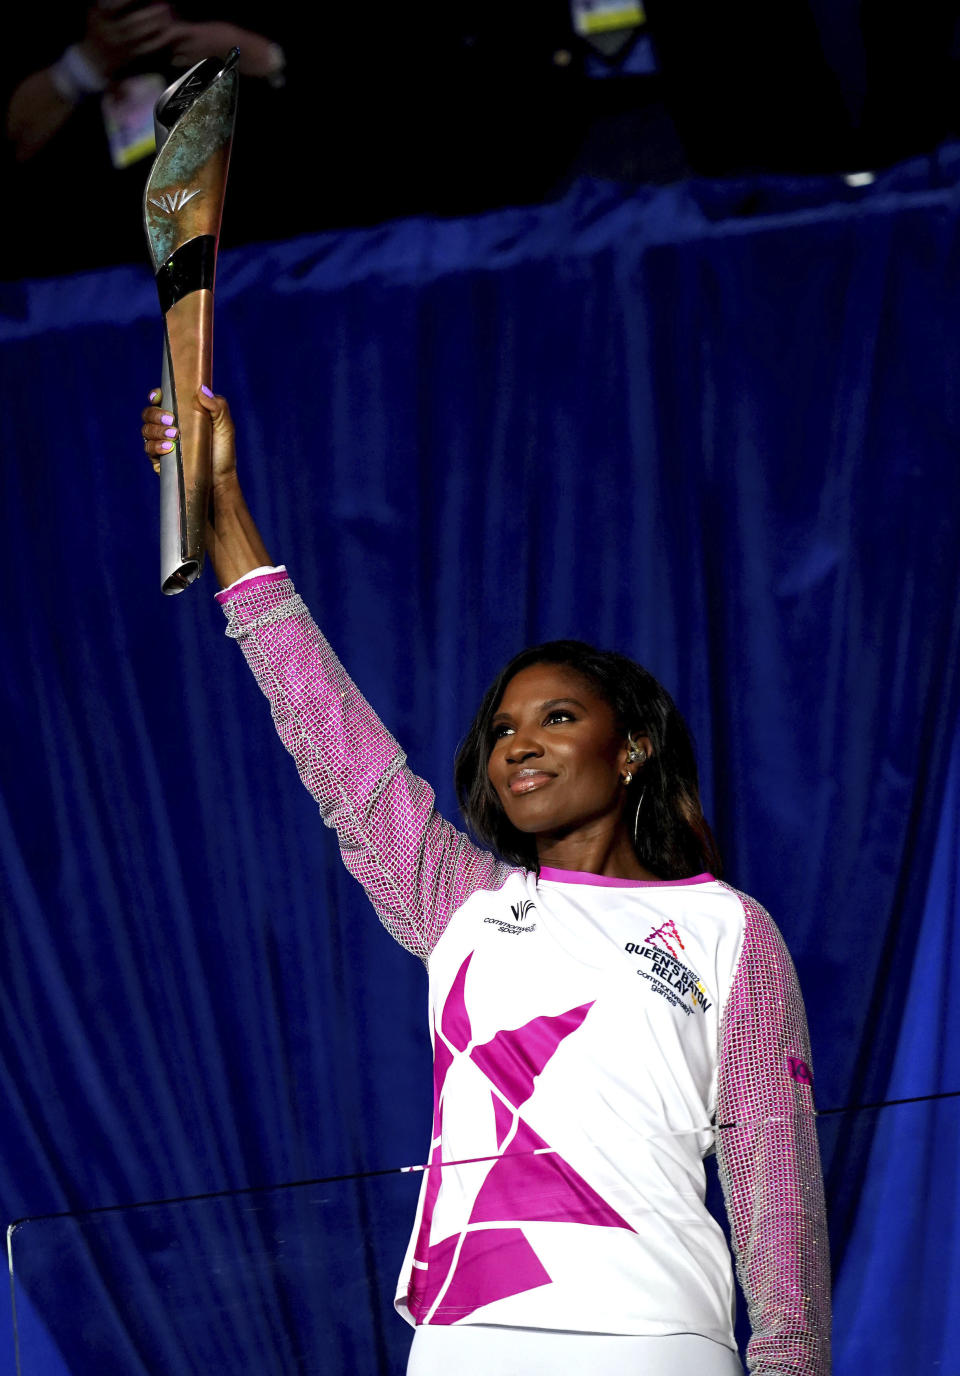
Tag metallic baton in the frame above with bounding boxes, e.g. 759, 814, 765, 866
143, 49, 239, 594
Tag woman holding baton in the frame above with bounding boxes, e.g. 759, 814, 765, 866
141, 386, 830, 1376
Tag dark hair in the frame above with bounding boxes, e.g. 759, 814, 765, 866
454, 640, 721, 880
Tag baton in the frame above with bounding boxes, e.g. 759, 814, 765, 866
143, 50, 239, 594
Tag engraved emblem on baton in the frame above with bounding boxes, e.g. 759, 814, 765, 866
143, 50, 239, 594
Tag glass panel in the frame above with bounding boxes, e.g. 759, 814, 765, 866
819, 1095, 960, 1375
9, 1170, 421, 1376
9, 1099, 958, 1374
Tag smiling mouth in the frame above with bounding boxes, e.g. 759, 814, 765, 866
508, 771, 554, 795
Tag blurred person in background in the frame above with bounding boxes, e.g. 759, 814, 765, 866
3, 0, 289, 276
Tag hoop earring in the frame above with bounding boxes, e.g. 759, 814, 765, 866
632, 787, 647, 849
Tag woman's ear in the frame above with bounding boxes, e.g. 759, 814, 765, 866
619, 733, 654, 786
625, 733, 654, 765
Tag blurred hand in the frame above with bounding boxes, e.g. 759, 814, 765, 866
167, 21, 281, 78
79, 0, 176, 80
141, 386, 238, 489
168, 21, 241, 68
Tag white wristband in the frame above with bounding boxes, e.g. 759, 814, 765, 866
221, 564, 287, 593
49, 44, 108, 104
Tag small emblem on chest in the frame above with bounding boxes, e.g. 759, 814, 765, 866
643, 918, 686, 959
483, 900, 538, 934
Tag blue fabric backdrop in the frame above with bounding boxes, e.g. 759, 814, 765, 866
1, 153, 959, 1373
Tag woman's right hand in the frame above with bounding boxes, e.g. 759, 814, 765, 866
140, 386, 270, 586
140, 385, 239, 490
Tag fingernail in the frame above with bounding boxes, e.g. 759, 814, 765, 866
164, 427, 178, 438
200, 385, 214, 397
160, 441, 174, 451
149, 389, 161, 402
160, 412, 174, 425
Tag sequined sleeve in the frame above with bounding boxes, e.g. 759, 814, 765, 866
715, 888, 831, 1376
217, 572, 514, 962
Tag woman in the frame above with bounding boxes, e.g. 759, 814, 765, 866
142, 388, 830, 1376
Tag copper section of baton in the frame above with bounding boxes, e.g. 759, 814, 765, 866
166, 288, 214, 565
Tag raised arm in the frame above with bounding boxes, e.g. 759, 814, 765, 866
714, 889, 831, 1376
141, 390, 514, 961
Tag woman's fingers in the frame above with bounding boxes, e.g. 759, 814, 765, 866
140, 386, 237, 484
141, 388, 177, 474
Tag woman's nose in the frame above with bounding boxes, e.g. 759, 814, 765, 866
505, 736, 543, 765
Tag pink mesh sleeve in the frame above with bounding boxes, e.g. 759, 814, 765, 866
715, 887, 831, 1376
217, 573, 515, 962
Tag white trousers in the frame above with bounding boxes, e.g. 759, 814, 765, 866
406, 1326, 744, 1375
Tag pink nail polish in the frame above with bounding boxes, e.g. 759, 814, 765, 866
160, 441, 174, 451
160, 412, 174, 425
164, 427, 178, 438
200, 385, 214, 397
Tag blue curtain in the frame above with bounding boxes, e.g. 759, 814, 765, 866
2, 154, 959, 1373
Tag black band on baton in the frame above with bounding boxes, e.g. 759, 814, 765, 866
156, 236, 217, 315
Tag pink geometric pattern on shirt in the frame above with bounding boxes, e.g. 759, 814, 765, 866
491, 1091, 514, 1148
410, 1231, 457, 1313
470, 1001, 593, 1108
408, 1227, 551, 1321
411, 1011, 449, 1274
412, 1148, 443, 1272
469, 1117, 633, 1230
440, 951, 473, 1051
432, 1032, 453, 1135
413, 953, 633, 1324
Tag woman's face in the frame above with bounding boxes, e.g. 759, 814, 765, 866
486, 662, 633, 840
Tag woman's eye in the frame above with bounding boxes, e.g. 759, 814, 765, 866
545, 710, 574, 725
491, 723, 514, 740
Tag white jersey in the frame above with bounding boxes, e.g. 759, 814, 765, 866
218, 571, 830, 1375
399, 867, 740, 1339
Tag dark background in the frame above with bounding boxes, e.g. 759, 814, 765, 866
7, 0, 960, 277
